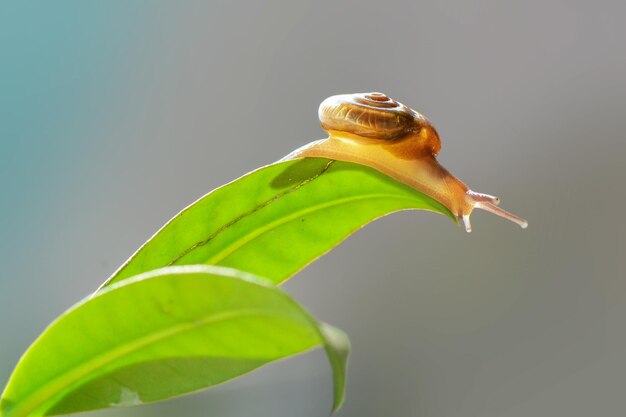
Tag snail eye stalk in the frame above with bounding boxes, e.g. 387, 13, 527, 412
473, 200, 529, 230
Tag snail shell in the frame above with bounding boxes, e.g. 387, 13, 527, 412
319, 92, 441, 155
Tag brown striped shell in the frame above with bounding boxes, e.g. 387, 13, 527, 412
318, 92, 432, 139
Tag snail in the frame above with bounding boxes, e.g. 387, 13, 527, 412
284, 92, 527, 232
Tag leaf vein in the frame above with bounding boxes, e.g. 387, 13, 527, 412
205, 193, 424, 265
167, 160, 335, 266
13, 309, 298, 417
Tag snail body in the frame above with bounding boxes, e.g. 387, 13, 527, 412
284, 92, 527, 232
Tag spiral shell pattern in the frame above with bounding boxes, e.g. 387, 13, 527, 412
318, 92, 425, 140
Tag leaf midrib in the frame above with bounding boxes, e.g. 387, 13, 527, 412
111, 160, 335, 282
10, 308, 308, 417
201, 193, 431, 265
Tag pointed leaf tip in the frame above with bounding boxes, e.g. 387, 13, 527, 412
318, 322, 350, 412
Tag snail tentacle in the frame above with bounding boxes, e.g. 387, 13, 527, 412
473, 201, 528, 229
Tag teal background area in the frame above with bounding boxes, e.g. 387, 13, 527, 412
2, 1, 626, 417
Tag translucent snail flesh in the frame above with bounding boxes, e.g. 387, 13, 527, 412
284, 92, 528, 232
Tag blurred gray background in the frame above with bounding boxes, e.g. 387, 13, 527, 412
1, 1, 625, 416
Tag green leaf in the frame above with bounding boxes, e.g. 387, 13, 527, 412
0, 266, 349, 417
101, 158, 455, 289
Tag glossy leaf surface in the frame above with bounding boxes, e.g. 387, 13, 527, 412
0, 266, 349, 417
102, 158, 455, 289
